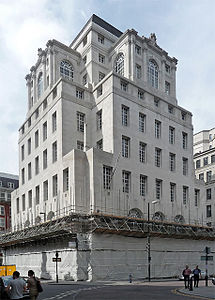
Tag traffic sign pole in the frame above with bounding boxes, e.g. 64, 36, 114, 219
56, 251, 59, 283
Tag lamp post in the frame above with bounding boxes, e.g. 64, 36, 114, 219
147, 200, 158, 282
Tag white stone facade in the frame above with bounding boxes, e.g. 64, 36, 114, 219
194, 129, 215, 226
12, 14, 203, 229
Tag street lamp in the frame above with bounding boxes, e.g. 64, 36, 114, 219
147, 200, 158, 282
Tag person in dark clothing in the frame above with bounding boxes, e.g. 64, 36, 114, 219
182, 265, 192, 289
0, 277, 9, 299
193, 265, 201, 287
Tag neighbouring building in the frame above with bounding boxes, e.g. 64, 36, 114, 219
194, 129, 215, 226
12, 14, 204, 230
0, 172, 19, 231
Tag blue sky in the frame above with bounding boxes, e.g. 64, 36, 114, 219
0, 0, 215, 174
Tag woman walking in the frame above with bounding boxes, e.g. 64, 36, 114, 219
27, 270, 39, 300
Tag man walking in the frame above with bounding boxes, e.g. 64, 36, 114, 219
182, 265, 192, 289
193, 265, 201, 287
6, 271, 26, 299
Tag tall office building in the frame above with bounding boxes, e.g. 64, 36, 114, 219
12, 15, 202, 229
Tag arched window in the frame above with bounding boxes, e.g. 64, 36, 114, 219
37, 73, 43, 99
128, 208, 143, 219
114, 53, 124, 76
174, 215, 185, 224
148, 60, 158, 89
60, 60, 73, 80
152, 211, 165, 221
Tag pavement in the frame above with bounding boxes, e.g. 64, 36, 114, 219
40, 278, 215, 299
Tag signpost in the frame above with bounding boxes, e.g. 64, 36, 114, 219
202, 247, 212, 287
53, 251, 61, 283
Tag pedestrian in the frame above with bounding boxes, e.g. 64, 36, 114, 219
182, 265, 192, 289
27, 270, 39, 300
0, 277, 9, 299
6, 271, 26, 300
193, 265, 201, 287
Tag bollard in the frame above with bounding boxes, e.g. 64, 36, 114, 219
189, 276, 193, 291
129, 274, 132, 283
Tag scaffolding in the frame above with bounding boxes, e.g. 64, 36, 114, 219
0, 212, 215, 248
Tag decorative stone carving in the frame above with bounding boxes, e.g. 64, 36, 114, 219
149, 33, 157, 43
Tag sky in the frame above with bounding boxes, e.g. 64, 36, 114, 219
1, 0, 215, 175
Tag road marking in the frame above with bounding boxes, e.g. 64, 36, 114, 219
42, 286, 105, 300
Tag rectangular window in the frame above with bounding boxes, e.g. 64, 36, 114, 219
21, 145, 24, 161
0, 206, 5, 216
154, 97, 160, 107
77, 112, 85, 132
140, 175, 147, 196
155, 179, 162, 200
182, 132, 188, 149
43, 98, 47, 110
122, 136, 130, 158
0, 192, 5, 201
99, 53, 105, 63
28, 138, 31, 155
0, 218, 5, 228
63, 168, 69, 192
206, 171, 212, 182
35, 108, 39, 119
43, 180, 48, 201
82, 74, 87, 85
199, 173, 204, 181
206, 188, 211, 200
7, 182, 14, 189
135, 45, 141, 55
138, 90, 144, 100
203, 157, 208, 166
28, 190, 32, 208
155, 120, 161, 138
52, 112, 57, 132
97, 139, 103, 150
206, 205, 212, 218
43, 121, 47, 140
97, 85, 103, 97
77, 141, 84, 150
52, 174, 58, 197
136, 64, 141, 79
28, 162, 32, 180
35, 156, 39, 175
52, 141, 57, 163
83, 55, 87, 64
139, 142, 146, 163
168, 105, 174, 114
35, 185, 40, 204
155, 148, 162, 167
139, 113, 145, 132
103, 166, 112, 190
169, 153, 176, 171
122, 171, 130, 193
120, 81, 128, 92
21, 168, 25, 185
16, 198, 19, 213
211, 155, 215, 163
169, 126, 175, 144
98, 34, 104, 44
181, 111, 186, 120
76, 89, 84, 99
35, 130, 39, 148
170, 183, 176, 202
194, 189, 200, 207
122, 105, 129, 126
182, 157, 188, 175
28, 117, 31, 128
183, 186, 188, 205
96, 110, 102, 130
196, 159, 201, 169
165, 64, 170, 73
22, 194, 25, 211
165, 81, 170, 95
99, 72, 105, 82
43, 149, 47, 169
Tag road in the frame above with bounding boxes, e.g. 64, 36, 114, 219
38, 281, 203, 300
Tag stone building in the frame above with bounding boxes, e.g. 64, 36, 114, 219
12, 14, 203, 229
194, 129, 215, 226
0, 172, 19, 231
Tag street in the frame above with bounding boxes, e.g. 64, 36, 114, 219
37, 281, 208, 300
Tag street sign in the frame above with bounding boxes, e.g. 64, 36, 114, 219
201, 256, 213, 261
52, 257, 61, 262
